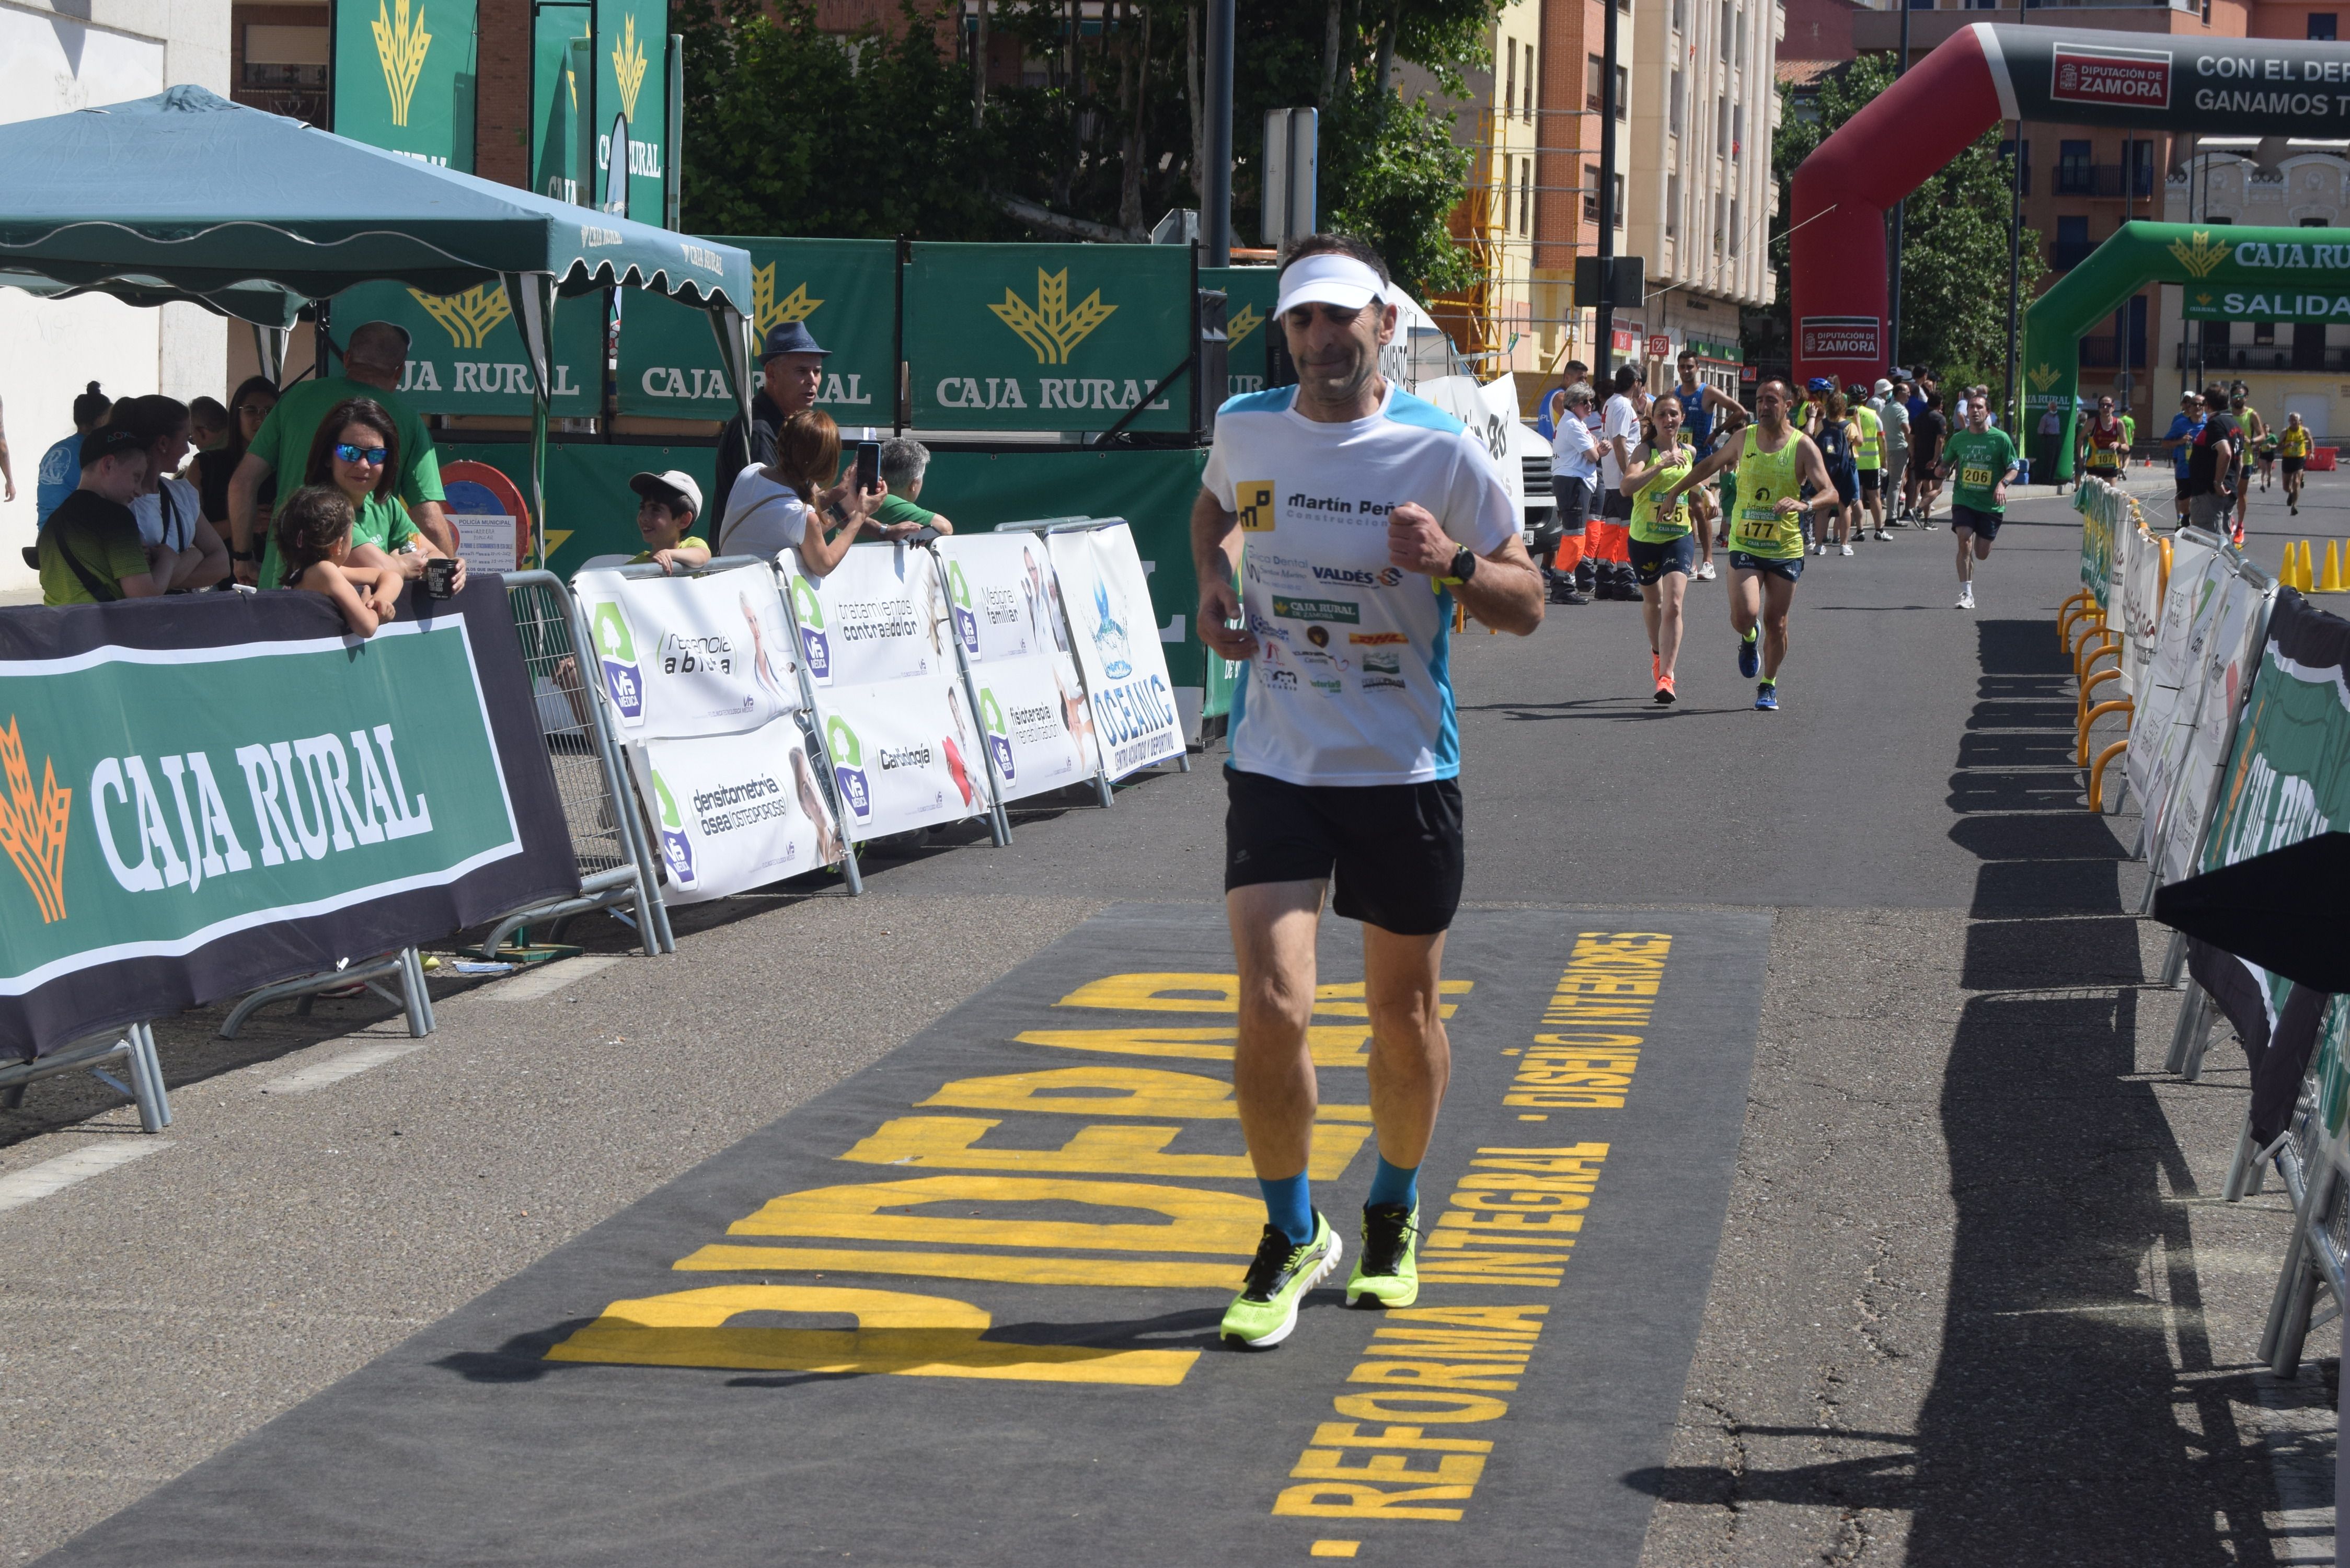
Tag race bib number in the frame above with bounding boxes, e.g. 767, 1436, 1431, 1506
1736, 505, 1794, 546
1961, 464, 1995, 488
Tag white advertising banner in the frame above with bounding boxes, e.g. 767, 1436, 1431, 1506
573, 566, 802, 737
2117, 527, 2164, 699
2154, 573, 2273, 885
780, 543, 953, 689
936, 532, 1069, 666
971, 655, 1100, 802
1047, 523, 1185, 779
821, 676, 990, 837
2126, 537, 2221, 826
628, 720, 847, 903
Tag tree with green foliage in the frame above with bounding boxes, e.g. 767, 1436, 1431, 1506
673, 0, 1496, 299
1768, 54, 2045, 405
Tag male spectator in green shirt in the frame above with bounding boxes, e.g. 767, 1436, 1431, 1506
225, 320, 451, 583
866, 437, 957, 539
39, 429, 159, 605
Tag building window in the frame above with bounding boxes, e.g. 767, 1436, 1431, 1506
1717, 96, 1730, 157
1522, 47, 1535, 122
1587, 54, 1604, 113
1615, 64, 1628, 119
1667, 172, 1681, 238
1732, 101, 1743, 159
1670, 70, 1684, 135
1720, 0, 1732, 61
1713, 193, 1726, 256
243, 24, 329, 88
1734, 6, 1746, 69
1730, 196, 1741, 255
1524, 157, 1538, 233
2056, 140, 2092, 196
1505, 41, 1517, 120
2254, 320, 2277, 345
1673, 0, 1687, 31
2311, 11, 2337, 37
2054, 213, 2092, 270
1614, 173, 1625, 227
1586, 163, 1603, 223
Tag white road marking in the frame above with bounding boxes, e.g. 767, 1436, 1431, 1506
0, 1140, 171, 1214
260, 1041, 429, 1094
482, 955, 626, 1002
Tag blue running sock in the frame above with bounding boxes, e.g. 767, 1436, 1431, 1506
1366, 1156, 1419, 1212
1260, 1173, 1315, 1246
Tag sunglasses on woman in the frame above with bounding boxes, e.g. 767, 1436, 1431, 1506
335, 443, 389, 466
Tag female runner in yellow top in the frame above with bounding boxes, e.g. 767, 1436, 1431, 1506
1621, 394, 1699, 704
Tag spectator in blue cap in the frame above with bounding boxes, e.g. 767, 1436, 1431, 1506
712, 320, 830, 524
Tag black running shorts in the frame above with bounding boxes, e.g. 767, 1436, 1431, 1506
1628, 534, 1695, 584
1728, 549, 1803, 583
1857, 468, 1881, 494
1224, 766, 1465, 936
1950, 503, 2002, 540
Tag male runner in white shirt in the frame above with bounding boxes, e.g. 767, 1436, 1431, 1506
1193, 235, 1544, 1348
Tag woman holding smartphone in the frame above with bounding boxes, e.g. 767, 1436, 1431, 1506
716, 409, 886, 575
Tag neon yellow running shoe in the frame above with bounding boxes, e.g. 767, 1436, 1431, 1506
1345, 1202, 1421, 1308
1220, 1213, 1341, 1348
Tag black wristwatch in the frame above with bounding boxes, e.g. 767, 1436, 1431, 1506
1445, 547, 1479, 584
231, 549, 258, 563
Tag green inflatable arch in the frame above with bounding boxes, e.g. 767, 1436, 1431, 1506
2024, 221, 2350, 480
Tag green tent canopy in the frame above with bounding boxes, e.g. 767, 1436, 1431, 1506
0, 86, 758, 561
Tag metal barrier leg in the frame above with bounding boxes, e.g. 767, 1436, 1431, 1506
2263, 1163, 2331, 1374
400, 947, 434, 1037
2177, 991, 2218, 1082
2164, 983, 2208, 1076
126, 1022, 171, 1134
2157, 928, 2189, 989
1093, 765, 1115, 809
2223, 1110, 2266, 1202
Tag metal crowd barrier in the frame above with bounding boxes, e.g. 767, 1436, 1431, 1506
219, 948, 433, 1042
0, 1022, 170, 1133
483, 570, 675, 956
2261, 1104, 2350, 1375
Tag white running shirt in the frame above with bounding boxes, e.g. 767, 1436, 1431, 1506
1203, 384, 1517, 787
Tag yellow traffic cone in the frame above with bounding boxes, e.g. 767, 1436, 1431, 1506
2283, 542, 2302, 589
2300, 539, 2317, 591
2325, 539, 2345, 594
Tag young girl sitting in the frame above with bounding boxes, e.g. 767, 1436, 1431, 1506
275, 484, 402, 638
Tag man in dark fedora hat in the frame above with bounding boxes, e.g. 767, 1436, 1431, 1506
712, 320, 831, 524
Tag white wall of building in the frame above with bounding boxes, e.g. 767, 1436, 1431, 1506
0, 0, 229, 593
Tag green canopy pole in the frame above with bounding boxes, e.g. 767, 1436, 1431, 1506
504, 271, 560, 566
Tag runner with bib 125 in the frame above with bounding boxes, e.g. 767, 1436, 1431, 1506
1192, 234, 1545, 1350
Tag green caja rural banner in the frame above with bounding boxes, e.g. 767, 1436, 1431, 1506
334, 279, 604, 418
332, 0, 478, 170
906, 243, 1195, 433
0, 588, 577, 1060
616, 238, 895, 420
1202, 267, 1277, 398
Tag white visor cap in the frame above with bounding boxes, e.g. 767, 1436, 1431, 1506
1275, 253, 1387, 317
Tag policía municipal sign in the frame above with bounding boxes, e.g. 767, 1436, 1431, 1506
906, 243, 1195, 434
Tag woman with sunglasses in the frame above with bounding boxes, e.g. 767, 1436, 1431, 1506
259, 398, 462, 604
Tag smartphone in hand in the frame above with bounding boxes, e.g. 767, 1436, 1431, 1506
855, 441, 881, 497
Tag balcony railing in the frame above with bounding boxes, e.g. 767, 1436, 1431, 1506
2053, 163, 2158, 199
2078, 339, 2148, 370
2176, 344, 2350, 372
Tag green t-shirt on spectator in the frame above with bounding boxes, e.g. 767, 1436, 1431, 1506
245, 376, 444, 520
1944, 428, 2018, 514
261, 490, 420, 590
873, 494, 937, 529
39, 490, 148, 605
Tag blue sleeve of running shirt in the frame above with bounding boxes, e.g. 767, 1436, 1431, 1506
1200, 419, 1239, 510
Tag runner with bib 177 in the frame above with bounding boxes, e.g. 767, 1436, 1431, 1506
1192, 234, 1545, 1349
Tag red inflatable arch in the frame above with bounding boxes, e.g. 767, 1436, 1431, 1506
1790, 24, 2350, 388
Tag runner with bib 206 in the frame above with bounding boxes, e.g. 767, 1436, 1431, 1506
1660, 378, 1838, 712
1943, 397, 2018, 612
1193, 234, 1545, 1349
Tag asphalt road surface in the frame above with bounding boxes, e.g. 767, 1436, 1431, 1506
2, 457, 2343, 1565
